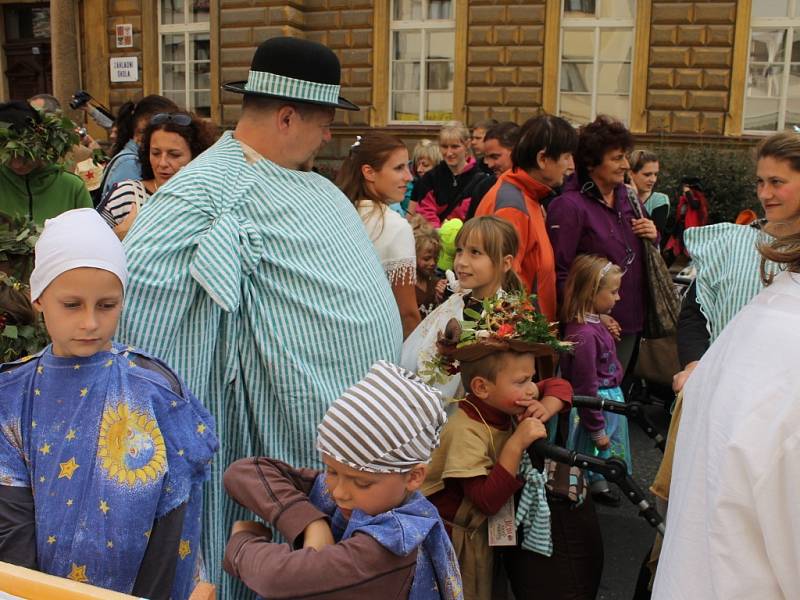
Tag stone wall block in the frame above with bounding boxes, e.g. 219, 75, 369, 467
220, 7, 267, 27
506, 4, 544, 25
702, 69, 730, 90
651, 3, 692, 25
700, 112, 725, 134
690, 47, 731, 68
468, 67, 492, 85
650, 47, 691, 68
490, 106, 517, 121
517, 66, 542, 86
341, 86, 371, 104
350, 29, 371, 48
340, 48, 371, 67
693, 3, 735, 25
687, 90, 728, 111
675, 69, 702, 89
304, 31, 328, 45
469, 26, 493, 46
649, 68, 676, 89
648, 89, 687, 110
519, 25, 544, 46
471, 5, 504, 25
467, 107, 492, 125
507, 45, 541, 66
494, 26, 518, 46
467, 87, 504, 104
650, 25, 679, 46
349, 67, 372, 87
268, 6, 304, 27
108, 15, 141, 31
671, 111, 700, 134
327, 30, 349, 49
517, 106, 542, 122
221, 47, 256, 67
492, 66, 518, 85
220, 27, 252, 47
468, 46, 505, 66
304, 11, 341, 29
505, 86, 540, 106
706, 25, 734, 46
251, 25, 296, 42
676, 25, 705, 46
647, 110, 672, 132
110, 0, 141, 15
340, 9, 372, 29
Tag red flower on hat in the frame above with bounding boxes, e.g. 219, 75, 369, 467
496, 323, 515, 338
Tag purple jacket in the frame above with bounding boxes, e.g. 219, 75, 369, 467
560, 319, 623, 432
546, 175, 648, 335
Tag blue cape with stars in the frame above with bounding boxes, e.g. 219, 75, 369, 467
0, 343, 218, 599
309, 475, 463, 600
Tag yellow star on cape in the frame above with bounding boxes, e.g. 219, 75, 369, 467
106, 540, 114, 549
39, 442, 51, 455
58, 457, 79, 479
177, 449, 185, 456
39, 476, 45, 483
67, 563, 88, 583
144, 529, 151, 539
31, 420, 37, 429
99, 500, 110, 515
73, 364, 80, 370
171, 400, 178, 408
80, 387, 88, 398
178, 539, 191, 560
104, 359, 113, 367
47, 535, 56, 544
129, 360, 137, 368
34, 388, 41, 396
196, 423, 206, 434
66, 498, 73, 506
65, 429, 76, 441
37, 365, 44, 375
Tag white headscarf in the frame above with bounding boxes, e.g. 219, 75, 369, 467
30, 208, 128, 301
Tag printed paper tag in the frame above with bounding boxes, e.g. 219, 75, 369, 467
488, 497, 517, 546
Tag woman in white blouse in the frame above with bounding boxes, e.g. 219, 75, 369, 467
337, 132, 421, 338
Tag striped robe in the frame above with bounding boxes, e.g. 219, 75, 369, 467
118, 131, 403, 596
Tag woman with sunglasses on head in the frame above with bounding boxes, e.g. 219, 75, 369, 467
98, 111, 218, 239
546, 116, 657, 396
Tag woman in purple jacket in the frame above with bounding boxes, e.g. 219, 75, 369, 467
546, 116, 657, 371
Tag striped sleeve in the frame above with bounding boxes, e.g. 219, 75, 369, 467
97, 179, 149, 227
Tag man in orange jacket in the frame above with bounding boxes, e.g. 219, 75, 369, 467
476, 115, 577, 322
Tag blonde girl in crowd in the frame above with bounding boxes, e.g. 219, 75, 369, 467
337, 132, 421, 339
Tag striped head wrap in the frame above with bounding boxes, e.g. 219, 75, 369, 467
317, 361, 446, 473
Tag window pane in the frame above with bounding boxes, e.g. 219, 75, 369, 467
393, 31, 421, 60
163, 90, 185, 109
752, 0, 789, 18
597, 0, 634, 19
564, 0, 595, 18
392, 62, 421, 91
792, 29, 800, 61
599, 29, 632, 61
393, 92, 421, 121
748, 64, 784, 97
428, 0, 452, 20
562, 30, 594, 60
393, 0, 423, 20
161, 0, 185, 25
561, 62, 592, 93
428, 31, 455, 60
191, 0, 209, 23
193, 62, 211, 90
192, 91, 211, 118
745, 97, 780, 130
425, 92, 453, 121
785, 96, 800, 129
163, 34, 185, 62
427, 61, 453, 90
192, 32, 210, 61
560, 93, 592, 124
596, 94, 629, 123
750, 30, 786, 63
597, 62, 630, 94
162, 63, 186, 91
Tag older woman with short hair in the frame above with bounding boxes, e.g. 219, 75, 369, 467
546, 115, 657, 372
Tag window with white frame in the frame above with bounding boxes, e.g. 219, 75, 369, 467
390, 0, 455, 123
159, 0, 211, 117
558, 0, 635, 125
744, 1, 800, 133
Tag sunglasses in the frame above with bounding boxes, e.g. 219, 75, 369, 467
150, 112, 192, 126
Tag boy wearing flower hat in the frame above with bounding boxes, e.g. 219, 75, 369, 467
223, 360, 462, 599
0, 209, 217, 600
422, 293, 574, 600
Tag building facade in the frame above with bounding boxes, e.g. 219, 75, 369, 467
0, 1, 793, 159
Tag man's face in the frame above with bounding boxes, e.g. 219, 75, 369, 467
290, 106, 335, 169
483, 138, 513, 177
470, 127, 487, 155
7, 156, 36, 176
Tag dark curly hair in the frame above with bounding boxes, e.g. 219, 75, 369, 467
574, 115, 634, 181
111, 94, 178, 157
138, 112, 219, 180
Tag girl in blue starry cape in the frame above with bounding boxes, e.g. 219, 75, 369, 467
0, 208, 218, 600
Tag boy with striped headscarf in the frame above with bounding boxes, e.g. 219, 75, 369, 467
222, 360, 463, 599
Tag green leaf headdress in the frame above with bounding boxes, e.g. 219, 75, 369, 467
0, 101, 79, 166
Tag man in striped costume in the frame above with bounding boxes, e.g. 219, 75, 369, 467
117, 37, 403, 597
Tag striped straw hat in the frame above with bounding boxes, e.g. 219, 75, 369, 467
317, 361, 447, 473
222, 36, 358, 111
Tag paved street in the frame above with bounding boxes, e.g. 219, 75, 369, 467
595, 398, 672, 600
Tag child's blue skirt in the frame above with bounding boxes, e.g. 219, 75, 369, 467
566, 386, 632, 488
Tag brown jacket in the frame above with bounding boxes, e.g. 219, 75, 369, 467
223, 457, 418, 599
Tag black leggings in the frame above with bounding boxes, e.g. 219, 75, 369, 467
502, 494, 604, 600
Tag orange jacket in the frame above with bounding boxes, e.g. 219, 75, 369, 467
476, 168, 557, 322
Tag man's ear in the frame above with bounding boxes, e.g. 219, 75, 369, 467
361, 163, 376, 183
276, 105, 296, 132
405, 464, 428, 492
536, 149, 548, 171
470, 375, 491, 399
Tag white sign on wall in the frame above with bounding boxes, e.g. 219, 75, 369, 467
110, 57, 139, 83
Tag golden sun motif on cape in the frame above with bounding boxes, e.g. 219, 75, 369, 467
97, 404, 166, 486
